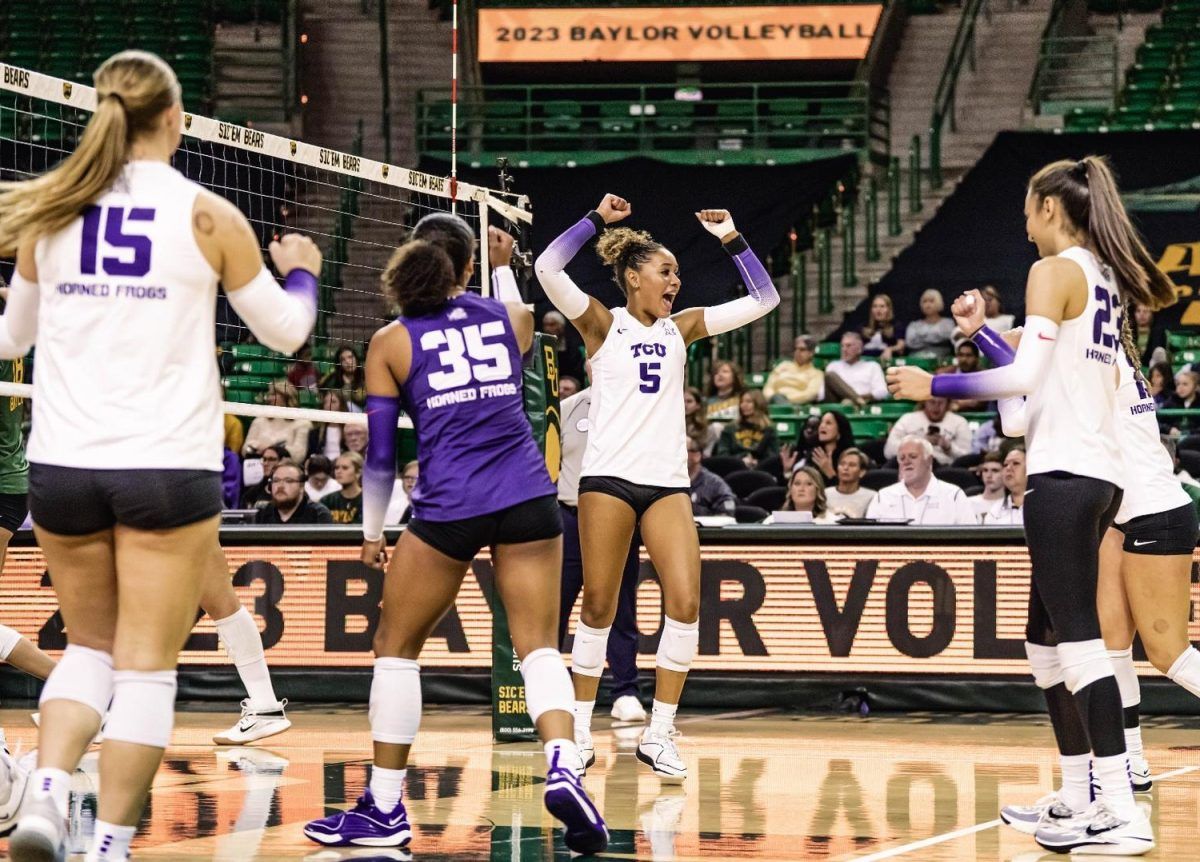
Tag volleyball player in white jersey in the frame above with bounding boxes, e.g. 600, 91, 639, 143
0, 51, 319, 861
890, 156, 1175, 855
536, 194, 778, 780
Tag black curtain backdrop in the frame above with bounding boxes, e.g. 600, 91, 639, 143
421, 155, 855, 312
839, 130, 1200, 338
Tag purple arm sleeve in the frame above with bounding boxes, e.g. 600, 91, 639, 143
725, 236, 779, 307
362, 395, 400, 540
540, 212, 603, 270
284, 269, 318, 313
972, 325, 1016, 367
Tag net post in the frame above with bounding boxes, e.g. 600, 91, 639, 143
478, 192, 491, 297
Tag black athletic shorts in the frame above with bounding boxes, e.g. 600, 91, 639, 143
1114, 502, 1199, 556
406, 493, 562, 562
0, 493, 28, 534
578, 475, 690, 519
28, 464, 223, 536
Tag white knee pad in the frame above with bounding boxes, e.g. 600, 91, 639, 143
520, 647, 574, 724
370, 657, 422, 745
39, 644, 114, 717
1025, 642, 1064, 690
0, 624, 22, 661
105, 670, 178, 748
215, 606, 265, 667
570, 622, 611, 678
656, 616, 699, 673
1058, 639, 1115, 694
1108, 647, 1140, 708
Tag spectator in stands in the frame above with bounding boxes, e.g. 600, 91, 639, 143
971, 451, 1006, 521
560, 376, 580, 399
1164, 435, 1200, 491
972, 416, 1005, 454
254, 461, 334, 524
687, 437, 737, 517
941, 341, 989, 411
224, 414, 245, 455
243, 381, 312, 459
763, 335, 824, 405
776, 466, 836, 523
542, 310, 586, 384
866, 436, 977, 524
389, 459, 419, 524
825, 448, 877, 519
343, 422, 368, 456
309, 389, 348, 460
1162, 369, 1200, 436
240, 444, 290, 510
716, 389, 780, 468
883, 394, 971, 466
321, 452, 364, 524
983, 446, 1026, 525
221, 447, 241, 510
825, 331, 888, 407
304, 454, 340, 502
685, 386, 721, 456
319, 345, 366, 409
1148, 361, 1174, 407
861, 293, 904, 360
783, 410, 853, 482
705, 360, 745, 423
1133, 303, 1166, 364
904, 290, 955, 358
287, 343, 319, 394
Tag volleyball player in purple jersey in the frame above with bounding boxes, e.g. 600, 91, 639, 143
303, 214, 607, 856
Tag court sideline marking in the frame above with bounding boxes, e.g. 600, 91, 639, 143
852, 764, 1200, 861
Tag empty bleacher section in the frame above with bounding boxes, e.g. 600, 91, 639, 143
0, 0, 215, 114
211, 0, 298, 135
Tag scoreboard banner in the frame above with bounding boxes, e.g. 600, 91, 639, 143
4, 536, 1197, 675
477, 5, 883, 63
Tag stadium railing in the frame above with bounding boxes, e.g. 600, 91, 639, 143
929, 0, 992, 188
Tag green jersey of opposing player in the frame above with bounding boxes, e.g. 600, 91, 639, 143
0, 357, 28, 496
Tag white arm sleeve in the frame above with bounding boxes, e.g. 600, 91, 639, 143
225, 267, 317, 356
931, 316, 1060, 401
997, 397, 1028, 437
490, 265, 523, 304
0, 272, 40, 359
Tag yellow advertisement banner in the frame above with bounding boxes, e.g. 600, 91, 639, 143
477, 6, 883, 63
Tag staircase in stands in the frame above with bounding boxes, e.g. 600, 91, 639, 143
211, 20, 292, 136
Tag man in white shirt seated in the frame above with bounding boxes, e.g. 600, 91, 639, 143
824, 331, 889, 407
866, 436, 978, 525
883, 395, 972, 466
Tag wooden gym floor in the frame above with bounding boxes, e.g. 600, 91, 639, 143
1, 705, 1197, 861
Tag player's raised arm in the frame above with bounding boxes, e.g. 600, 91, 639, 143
534, 194, 622, 353
0, 241, 42, 359
671, 209, 780, 346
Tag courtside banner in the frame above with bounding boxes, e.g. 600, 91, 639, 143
477, 6, 883, 63
4, 538, 1197, 673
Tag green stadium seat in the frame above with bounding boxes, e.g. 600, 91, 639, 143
1167, 330, 1200, 350
864, 400, 917, 418
888, 355, 939, 372
848, 416, 890, 440
715, 101, 757, 136
597, 102, 637, 149
775, 419, 800, 440
768, 404, 800, 419
1174, 348, 1200, 365
747, 371, 768, 388
816, 341, 841, 358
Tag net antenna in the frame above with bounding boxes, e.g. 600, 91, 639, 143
450, 0, 460, 213
0, 61, 530, 430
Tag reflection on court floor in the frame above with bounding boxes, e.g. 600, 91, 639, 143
2, 706, 1196, 860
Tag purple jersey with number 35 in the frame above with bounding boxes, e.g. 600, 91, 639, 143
399, 292, 556, 522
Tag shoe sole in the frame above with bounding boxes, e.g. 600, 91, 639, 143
213, 719, 293, 746
8, 828, 65, 862
544, 791, 608, 855
1034, 836, 1155, 856
1132, 779, 1153, 794
635, 748, 686, 784
303, 828, 412, 848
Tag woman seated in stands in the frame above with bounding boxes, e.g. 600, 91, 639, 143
319, 344, 366, 409
320, 452, 364, 524
904, 289, 955, 359
309, 389, 348, 460
685, 386, 721, 456
1162, 369, 1200, 436
1148, 361, 1175, 407
1133, 303, 1166, 362
772, 465, 837, 523
981, 446, 1026, 525
304, 453, 340, 502
861, 293, 904, 360
715, 389, 779, 469
783, 410, 853, 483
825, 447, 877, 519
243, 380, 312, 460
705, 360, 745, 424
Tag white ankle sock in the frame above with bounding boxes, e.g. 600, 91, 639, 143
1124, 725, 1144, 760
649, 699, 677, 737
369, 765, 407, 813
29, 767, 71, 819
543, 738, 583, 775
574, 700, 595, 733
1093, 752, 1136, 819
86, 820, 136, 861
1167, 647, 1200, 700
1058, 753, 1092, 813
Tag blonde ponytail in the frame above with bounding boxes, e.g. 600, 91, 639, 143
0, 50, 180, 256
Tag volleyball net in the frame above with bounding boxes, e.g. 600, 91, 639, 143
0, 61, 533, 430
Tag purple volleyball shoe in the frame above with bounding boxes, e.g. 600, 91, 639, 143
303, 790, 413, 847
543, 750, 608, 855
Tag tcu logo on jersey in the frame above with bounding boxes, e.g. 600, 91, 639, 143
630, 343, 667, 359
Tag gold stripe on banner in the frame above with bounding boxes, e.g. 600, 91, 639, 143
2, 544, 1196, 672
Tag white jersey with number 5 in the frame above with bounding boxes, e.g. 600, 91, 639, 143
31, 160, 223, 471
1024, 246, 1122, 485
581, 307, 689, 487
1114, 346, 1190, 524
